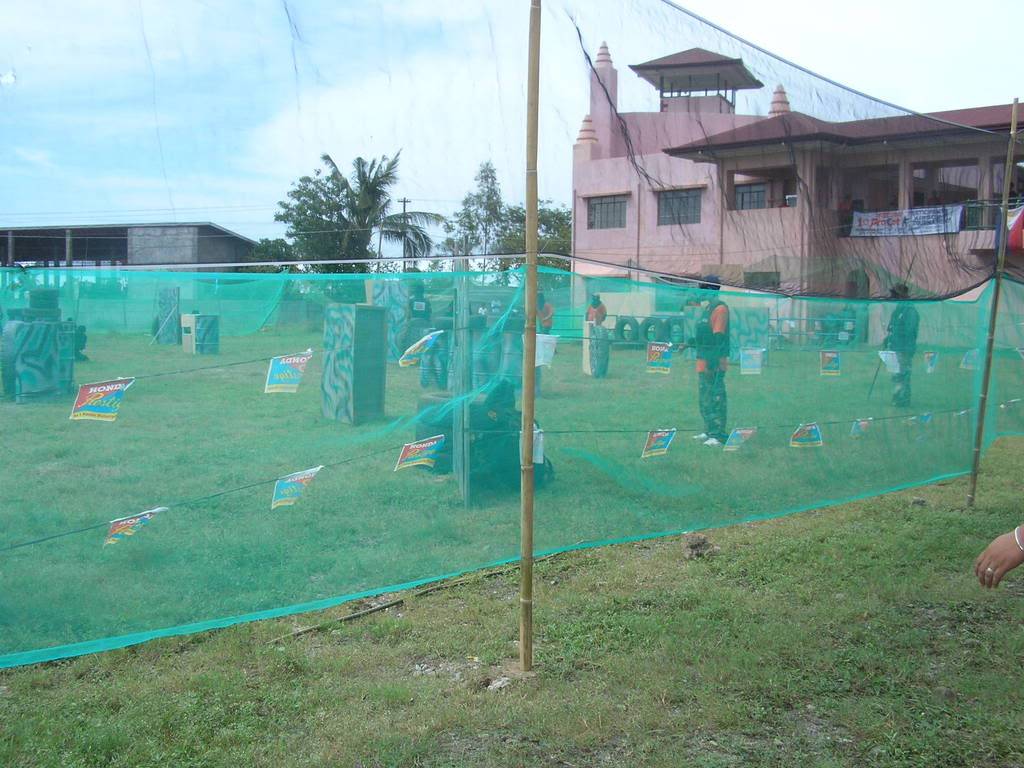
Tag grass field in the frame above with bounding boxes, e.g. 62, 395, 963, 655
3, 277, 1024, 763
1, 438, 1022, 766
2, 297, 1023, 667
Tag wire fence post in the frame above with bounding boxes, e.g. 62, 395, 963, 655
967, 97, 1019, 507
519, 0, 541, 673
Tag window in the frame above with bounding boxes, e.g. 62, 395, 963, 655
735, 183, 767, 210
657, 189, 702, 225
587, 195, 628, 229
911, 160, 979, 206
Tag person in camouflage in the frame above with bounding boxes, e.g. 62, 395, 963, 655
687, 277, 730, 446
885, 283, 919, 407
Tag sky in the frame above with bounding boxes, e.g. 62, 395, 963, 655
0, 0, 1021, 243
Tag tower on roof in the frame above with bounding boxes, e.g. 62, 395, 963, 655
770, 85, 791, 116
629, 47, 764, 115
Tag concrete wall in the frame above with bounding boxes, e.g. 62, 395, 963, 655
128, 226, 198, 265
198, 227, 253, 263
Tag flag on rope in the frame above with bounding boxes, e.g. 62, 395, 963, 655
850, 418, 872, 438
641, 428, 677, 458
739, 347, 763, 375
724, 427, 757, 452
995, 205, 1024, 254
878, 350, 901, 374
104, 507, 167, 546
820, 350, 841, 376
924, 351, 938, 374
69, 378, 136, 422
790, 422, 824, 448
646, 342, 673, 374
399, 331, 444, 367
395, 435, 446, 471
271, 466, 324, 510
264, 349, 314, 393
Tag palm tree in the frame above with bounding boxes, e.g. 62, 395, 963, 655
321, 152, 443, 268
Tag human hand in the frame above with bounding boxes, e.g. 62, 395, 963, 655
974, 528, 1024, 588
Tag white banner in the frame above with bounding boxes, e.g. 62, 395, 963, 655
851, 205, 963, 237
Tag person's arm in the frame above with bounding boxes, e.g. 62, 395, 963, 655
710, 305, 729, 364
975, 525, 1024, 588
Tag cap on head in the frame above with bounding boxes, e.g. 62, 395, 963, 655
890, 283, 910, 299
699, 275, 721, 292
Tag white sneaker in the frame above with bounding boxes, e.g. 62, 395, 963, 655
692, 433, 708, 440
703, 437, 722, 447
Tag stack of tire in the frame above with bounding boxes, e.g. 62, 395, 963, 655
612, 315, 687, 345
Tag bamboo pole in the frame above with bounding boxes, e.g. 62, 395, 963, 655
967, 97, 1019, 507
519, 0, 541, 673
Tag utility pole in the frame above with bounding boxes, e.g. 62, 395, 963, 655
398, 197, 411, 272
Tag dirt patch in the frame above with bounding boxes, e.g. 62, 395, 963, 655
682, 533, 720, 560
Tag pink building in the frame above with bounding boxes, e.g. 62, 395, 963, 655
572, 44, 1019, 297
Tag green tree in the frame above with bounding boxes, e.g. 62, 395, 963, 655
440, 160, 571, 274
494, 200, 572, 268
274, 152, 441, 272
439, 161, 505, 269
253, 238, 296, 262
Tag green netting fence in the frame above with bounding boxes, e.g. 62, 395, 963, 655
1, 265, 1022, 668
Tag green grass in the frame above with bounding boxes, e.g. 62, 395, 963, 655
1, 440, 1023, 766
2, 283, 1024, 764
2, 305, 1023, 664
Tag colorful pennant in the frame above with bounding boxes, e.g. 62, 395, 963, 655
646, 342, 673, 374
924, 351, 938, 374
820, 350, 841, 376
850, 418, 872, 438
399, 330, 444, 368
724, 427, 757, 452
264, 349, 314, 393
960, 349, 979, 370
395, 434, 446, 471
739, 348, 763, 375
790, 422, 824, 448
641, 428, 677, 458
69, 378, 136, 422
271, 466, 324, 510
104, 507, 167, 546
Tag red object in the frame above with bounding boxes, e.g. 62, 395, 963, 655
1008, 206, 1024, 252
586, 303, 607, 324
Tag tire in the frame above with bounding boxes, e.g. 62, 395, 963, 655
614, 316, 639, 343
640, 317, 667, 343
666, 317, 687, 345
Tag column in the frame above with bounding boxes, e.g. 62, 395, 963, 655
897, 157, 912, 210
64, 229, 72, 267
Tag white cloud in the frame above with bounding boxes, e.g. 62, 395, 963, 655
12, 147, 55, 169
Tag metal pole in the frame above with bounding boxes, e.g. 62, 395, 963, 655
967, 97, 1018, 507
519, 0, 541, 673
65, 229, 73, 268
399, 197, 411, 272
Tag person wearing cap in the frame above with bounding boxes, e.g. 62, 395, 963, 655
585, 294, 607, 325
884, 283, 919, 407
686, 276, 730, 446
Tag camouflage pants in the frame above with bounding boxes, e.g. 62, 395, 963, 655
699, 369, 728, 441
892, 352, 913, 407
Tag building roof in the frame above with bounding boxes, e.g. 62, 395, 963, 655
0, 222, 258, 245
665, 103, 1015, 158
629, 47, 763, 92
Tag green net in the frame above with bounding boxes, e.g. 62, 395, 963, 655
2, 265, 1021, 667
